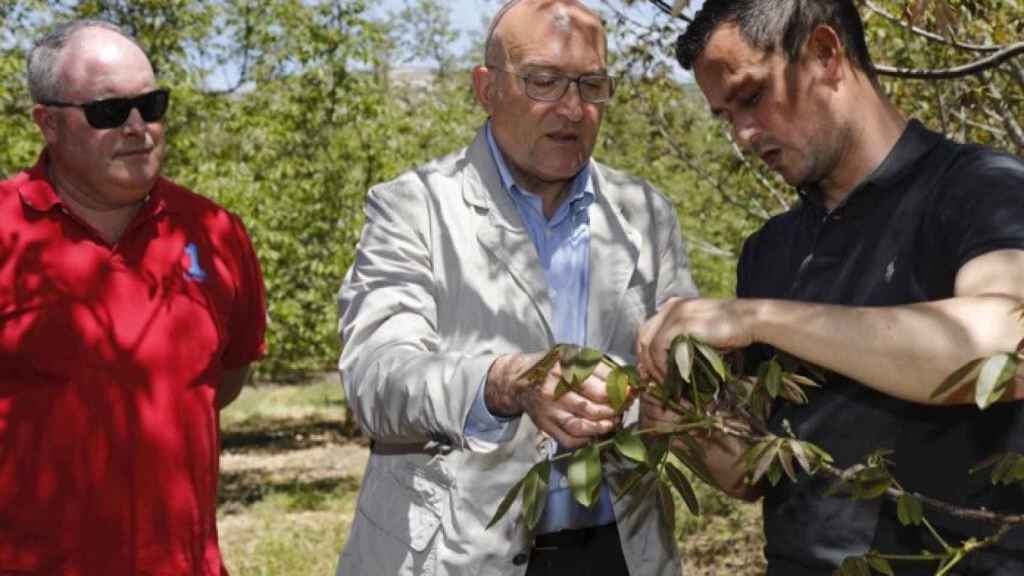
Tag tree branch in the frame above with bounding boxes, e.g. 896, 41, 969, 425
874, 41, 1024, 80
645, 0, 693, 23
862, 0, 1000, 54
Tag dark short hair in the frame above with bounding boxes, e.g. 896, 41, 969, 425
675, 0, 874, 79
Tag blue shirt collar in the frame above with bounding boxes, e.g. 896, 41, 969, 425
484, 121, 595, 222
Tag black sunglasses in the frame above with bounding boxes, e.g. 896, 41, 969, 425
42, 89, 170, 130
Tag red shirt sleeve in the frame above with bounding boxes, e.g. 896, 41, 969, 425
221, 213, 267, 369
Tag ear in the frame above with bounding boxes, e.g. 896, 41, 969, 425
32, 104, 61, 145
804, 24, 844, 83
472, 64, 497, 114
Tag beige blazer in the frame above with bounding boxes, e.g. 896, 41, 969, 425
336, 127, 697, 576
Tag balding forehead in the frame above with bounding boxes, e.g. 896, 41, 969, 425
486, 0, 605, 60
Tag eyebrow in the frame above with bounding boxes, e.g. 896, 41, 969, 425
709, 75, 757, 117
517, 61, 608, 75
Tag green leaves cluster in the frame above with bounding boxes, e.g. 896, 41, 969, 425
931, 351, 1020, 409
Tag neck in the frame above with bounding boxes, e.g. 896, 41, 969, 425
819, 87, 907, 210
506, 163, 576, 220
48, 164, 144, 245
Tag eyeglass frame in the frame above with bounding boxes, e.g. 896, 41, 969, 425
39, 88, 171, 130
485, 64, 616, 104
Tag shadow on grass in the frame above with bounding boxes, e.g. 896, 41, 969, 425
219, 469, 362, 514
222, 417, 366, 454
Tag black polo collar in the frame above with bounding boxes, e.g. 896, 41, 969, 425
798, 119, 945, 218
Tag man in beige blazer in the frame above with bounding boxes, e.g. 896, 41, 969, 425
335, 1, 697, 574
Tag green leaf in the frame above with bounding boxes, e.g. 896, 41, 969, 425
561, 345, 604, 388
692, 339, 727, 381
568, 444, 603, 508
520, 461, 551, 530
664, 462, 701, 515
760, 358, 782, 398
614, 466, 650, 502
606, 367, 632, 414
930, 357, 985, 401
777, 447, 798, 482
522, 346, 564, 387
613, 429, 647, 463
486, 470, 529, 529
670, 335, 694, 382
866, 553, 896, 576
896, 494, 924, 526
838, 556, 872, 576
789, 440, 813, 474
553, 379, 573, 400
975, 353, 1017, 409
749, 439, 781, 484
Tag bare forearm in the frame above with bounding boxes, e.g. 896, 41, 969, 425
218, 365, 251, 410
748, 295, 1024, 404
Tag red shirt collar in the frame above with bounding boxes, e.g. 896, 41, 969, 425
16, 149, 169, 220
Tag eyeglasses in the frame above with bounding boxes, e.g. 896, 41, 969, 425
41, 89, 170, 130
489, 66, 616, 104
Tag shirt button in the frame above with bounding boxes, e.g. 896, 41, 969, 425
513, 552, 529, 566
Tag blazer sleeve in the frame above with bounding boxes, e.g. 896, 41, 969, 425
652, 185, 700, 304
337, 175, 500, 449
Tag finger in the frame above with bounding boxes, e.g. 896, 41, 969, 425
636, 311, 665, 382
560, 390, 617, 421
558, 410, 618, 439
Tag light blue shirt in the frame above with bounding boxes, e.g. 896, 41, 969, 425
464, 122, 616, 533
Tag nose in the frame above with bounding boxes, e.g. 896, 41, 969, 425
732, 112, 759, 152
121, 107, 147, 134
555, 80, 584, 122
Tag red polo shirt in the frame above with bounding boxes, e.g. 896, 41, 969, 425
0, 154, 267, 575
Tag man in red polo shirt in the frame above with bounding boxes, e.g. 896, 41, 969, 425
0, 19, 266, 574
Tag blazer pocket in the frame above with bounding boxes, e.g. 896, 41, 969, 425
358, 462, 444, 552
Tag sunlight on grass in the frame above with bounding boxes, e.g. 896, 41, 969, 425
221, 374, 345, 429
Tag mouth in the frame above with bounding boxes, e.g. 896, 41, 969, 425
546, 132, 580, 144
115, 148, 153, 158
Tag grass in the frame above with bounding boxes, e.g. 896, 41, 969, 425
216, 376, 765, 575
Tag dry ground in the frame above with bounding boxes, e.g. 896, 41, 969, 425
217, 377, 766, 575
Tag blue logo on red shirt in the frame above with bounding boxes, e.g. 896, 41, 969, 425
184, 242, 208, 282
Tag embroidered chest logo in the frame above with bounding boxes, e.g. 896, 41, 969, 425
183, 242, 208, 282
884, 257, 897, 284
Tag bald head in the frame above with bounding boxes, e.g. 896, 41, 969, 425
484, 0, 607, 68
27, 20, 151, 104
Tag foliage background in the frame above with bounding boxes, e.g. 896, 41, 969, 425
0, 0, 1020, 376
0, 1, 1020, 574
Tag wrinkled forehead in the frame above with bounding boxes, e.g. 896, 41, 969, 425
498, 1, 607, 65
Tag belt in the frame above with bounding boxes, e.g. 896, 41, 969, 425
532, 522, 618, 551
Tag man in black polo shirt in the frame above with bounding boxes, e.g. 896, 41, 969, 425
636, 1, 1024, 575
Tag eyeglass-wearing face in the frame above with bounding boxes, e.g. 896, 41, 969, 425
489, 66, 616, 104
41, 89, 170, 130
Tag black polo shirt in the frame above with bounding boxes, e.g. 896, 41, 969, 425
737, 120, 1024, 576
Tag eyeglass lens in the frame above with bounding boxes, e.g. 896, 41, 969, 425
82, 89, 170, 129
524, 75, 613, 103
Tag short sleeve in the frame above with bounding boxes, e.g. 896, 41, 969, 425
221, 213, 268, 369
936, 149, 1024, 270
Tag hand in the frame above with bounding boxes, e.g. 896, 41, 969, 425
638, 389, 687, 433
636, 297, 756, 383
485, 352, 619, 449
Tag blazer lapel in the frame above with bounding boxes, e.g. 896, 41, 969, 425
586, 165, 642, 352
464, 130, 556, 341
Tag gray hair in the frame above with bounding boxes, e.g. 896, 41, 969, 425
27, 19, 146, 103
